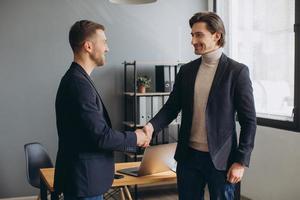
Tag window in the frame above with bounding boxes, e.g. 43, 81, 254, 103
214, 0, 300, 131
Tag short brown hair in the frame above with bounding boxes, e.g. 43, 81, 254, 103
69, 20, 105, 53
189, 12, 225, 47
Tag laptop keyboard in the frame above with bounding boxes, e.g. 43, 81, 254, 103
128, 167, 139, 173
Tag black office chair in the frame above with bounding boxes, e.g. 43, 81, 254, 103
24, 142, 53, 189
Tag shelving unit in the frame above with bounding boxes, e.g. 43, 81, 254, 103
123, 61, 182, 161
124, 92, 171, 96
122, 61, 183, 200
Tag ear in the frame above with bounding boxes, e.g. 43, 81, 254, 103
82, 41, 93, 53
214, 32, 221, 43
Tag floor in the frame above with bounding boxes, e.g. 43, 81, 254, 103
104, 184, 249, 200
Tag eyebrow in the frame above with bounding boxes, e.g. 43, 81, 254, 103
191, 31, 205, 35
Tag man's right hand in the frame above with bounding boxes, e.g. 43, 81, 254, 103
142, 123, 154, 147
135, 129, 150, 148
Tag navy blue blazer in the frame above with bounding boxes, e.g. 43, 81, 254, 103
54, 62, 137, 197
149, 54, 256, 170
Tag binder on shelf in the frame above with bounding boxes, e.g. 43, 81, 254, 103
155, 65, 178, 92
163, 128, 169, 144
137, 96, 147, 125
125, 96, 134, 123
168, 126, 178, 143
126, 96, 147, 125
176, 111, 182, 123
170, 66, 176, 91
146, 96, 152, 122
152, 96, 163, 117
155, 65, 171, 92
163, 95, 169, 104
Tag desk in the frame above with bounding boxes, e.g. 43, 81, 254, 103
39, 162, 177, 200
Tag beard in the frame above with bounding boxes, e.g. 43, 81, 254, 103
90, 52, 105, 66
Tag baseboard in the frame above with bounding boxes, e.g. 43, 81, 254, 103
241, 195, 252, 200
0, 196, 36, 200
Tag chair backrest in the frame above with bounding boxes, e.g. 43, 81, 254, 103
24, 142, 53, 188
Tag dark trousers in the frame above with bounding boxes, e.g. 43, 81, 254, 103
176, 148, 235, 200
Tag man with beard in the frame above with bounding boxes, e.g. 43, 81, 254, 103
54, 20, 149, 200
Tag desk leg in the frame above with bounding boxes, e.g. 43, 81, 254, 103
124, 186, 133, 200
134, 185, 138, 200
120, 187, 126, 200
40, 177, 47, 200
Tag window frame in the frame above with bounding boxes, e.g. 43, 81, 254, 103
213, 0, 300, 132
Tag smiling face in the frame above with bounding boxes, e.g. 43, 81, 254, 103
191, 22, 221, 55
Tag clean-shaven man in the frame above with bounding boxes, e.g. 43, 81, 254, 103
143, 12, 256, 200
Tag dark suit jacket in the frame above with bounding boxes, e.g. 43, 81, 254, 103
54, 62, 137, 197
149, 54, 256, 170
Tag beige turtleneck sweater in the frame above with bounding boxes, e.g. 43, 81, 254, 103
189, 48, 223, 152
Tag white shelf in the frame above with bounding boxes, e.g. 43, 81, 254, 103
124, 92, 171, 96
124, 60, 186, 66
122, 121, 144, 128
124, 152, 144, 159
122, 121, 180, 128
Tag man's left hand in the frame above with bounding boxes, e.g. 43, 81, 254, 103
142, 123, 154, 147
227, 162, 245, 184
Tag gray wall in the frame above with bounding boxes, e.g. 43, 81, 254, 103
2, 1, 299, 199
0, 0, 205, 198
241, 126, 300, 200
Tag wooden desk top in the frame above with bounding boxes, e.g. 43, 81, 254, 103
40, 162, 176, 192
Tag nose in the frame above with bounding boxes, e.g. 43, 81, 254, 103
105, 45, 109, 52
191, 36, 197, 45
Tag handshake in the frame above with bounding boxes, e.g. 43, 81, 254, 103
135, 123, 154, 148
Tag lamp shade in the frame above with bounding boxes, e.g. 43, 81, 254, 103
109, 0, 157, 4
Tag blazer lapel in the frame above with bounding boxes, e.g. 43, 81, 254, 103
207, 53, 229, 104
72, 63, 112, 127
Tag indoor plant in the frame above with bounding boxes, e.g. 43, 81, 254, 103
137, 76, 151, 93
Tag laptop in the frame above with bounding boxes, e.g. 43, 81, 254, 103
117, 143, 177, 177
